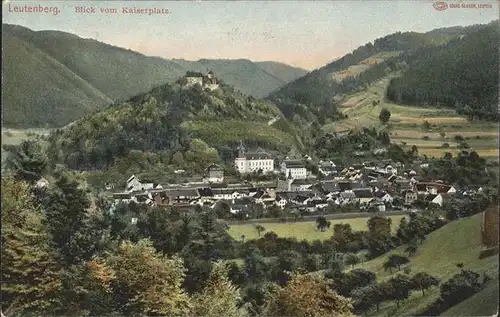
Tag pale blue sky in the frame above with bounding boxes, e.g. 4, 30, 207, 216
3, 0, 498, 69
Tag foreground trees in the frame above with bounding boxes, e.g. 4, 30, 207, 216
1, 178, 61, 315
264, 273, 355, 317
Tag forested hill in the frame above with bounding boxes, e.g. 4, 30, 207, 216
2, 24, 307, 128
42, 78, 299, 172
386, 22, 499, 121
266, 23, 493, 125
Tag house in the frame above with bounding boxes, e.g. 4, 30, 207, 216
289, 178, 315, 191
373, 148, 388, 156
125, 175, 162, 193
234, 141, 274, 174
353, 188, 374, 205
204, 163, 224, 183
425, 193, 444, 206
281, 160, 307, 180
394, 179, 412, 192
320, 181, 340, 195
35, 177, 49, 189
318, 160, 337, 176
372, 201, 386, 212
309, 196, 329, 210
374, 190, 393, 204
338, 181, 362, 191
275, 194, 289, 209
402, 189, 418, 205
292, 194, 310, 205
198, 188, 215, 204
165, 189, 200, 205
113, 192, 134, 205
436, 184, 457, 195
340, 192, 357, 205
416, 182, 454, 196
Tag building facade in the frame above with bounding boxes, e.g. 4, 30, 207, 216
281, 160, 307, 179
234, 141, 274, 174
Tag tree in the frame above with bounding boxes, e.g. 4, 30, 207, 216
411, 272, 440, 296
332, 223, 353, 252
316, 216, 330, 232
1, 178, 61, 316
243, 249, 270, 284
56, 259, 116, 316
254, 224, 266, 237
351, 286, 374, 316
105, 239, 191, 315
274, 250, 304, 285
43, 174, 104, 267
6, 140, 47, 182
303, 254, 323, 272
191, 261, 247, 317
387, 274, 413, 308
379, 108, 391, 123
264, 273, 355, 317
334, 269, 377, 297
383, 260, 396, 274
137, 206, 178, 255
440, 269, 481, 307
344, 253, 361, 269
386, 254, 410, 271
404, 241, 418, 256
171, 151, 185, 168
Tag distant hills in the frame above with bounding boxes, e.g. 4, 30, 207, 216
2, 24, 307, 128
386, 22, 499, 121
43, 78, 301, 171
267, 21, 499, 125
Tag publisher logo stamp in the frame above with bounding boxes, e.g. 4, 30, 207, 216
432, 1, 493, 11
433, 1, 449, 11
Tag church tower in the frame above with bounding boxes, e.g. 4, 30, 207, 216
237, 140, 246, 158
234, 140, 247, 174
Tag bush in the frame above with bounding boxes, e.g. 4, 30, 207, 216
440, 269, 481, 307
441, 143, 450, 148
422, 136, 430, 140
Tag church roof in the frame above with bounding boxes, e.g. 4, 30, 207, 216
245, 152, 273, 160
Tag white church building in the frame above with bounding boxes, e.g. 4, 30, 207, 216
234, 141, 274, 174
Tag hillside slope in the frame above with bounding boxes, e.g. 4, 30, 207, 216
2, 24, 306, 128
358, 213, 498, 317
2, 35, 113, 127
266, 22, 495, 126
386, 21, 499, 121
44, 79, 300, 171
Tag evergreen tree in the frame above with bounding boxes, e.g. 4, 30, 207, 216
44, 174, 103, 267
6, 140, 47, 182
1, 178, 61, 315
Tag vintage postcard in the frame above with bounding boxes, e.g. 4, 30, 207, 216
1, 1, 499, 316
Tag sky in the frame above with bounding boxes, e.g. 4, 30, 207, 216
2, 0, 498, 70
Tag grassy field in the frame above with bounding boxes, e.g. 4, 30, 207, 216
324, 76, 499, 159
2, 128, 52, 145
228, 215, 407, 242
354, 213, 499, 317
